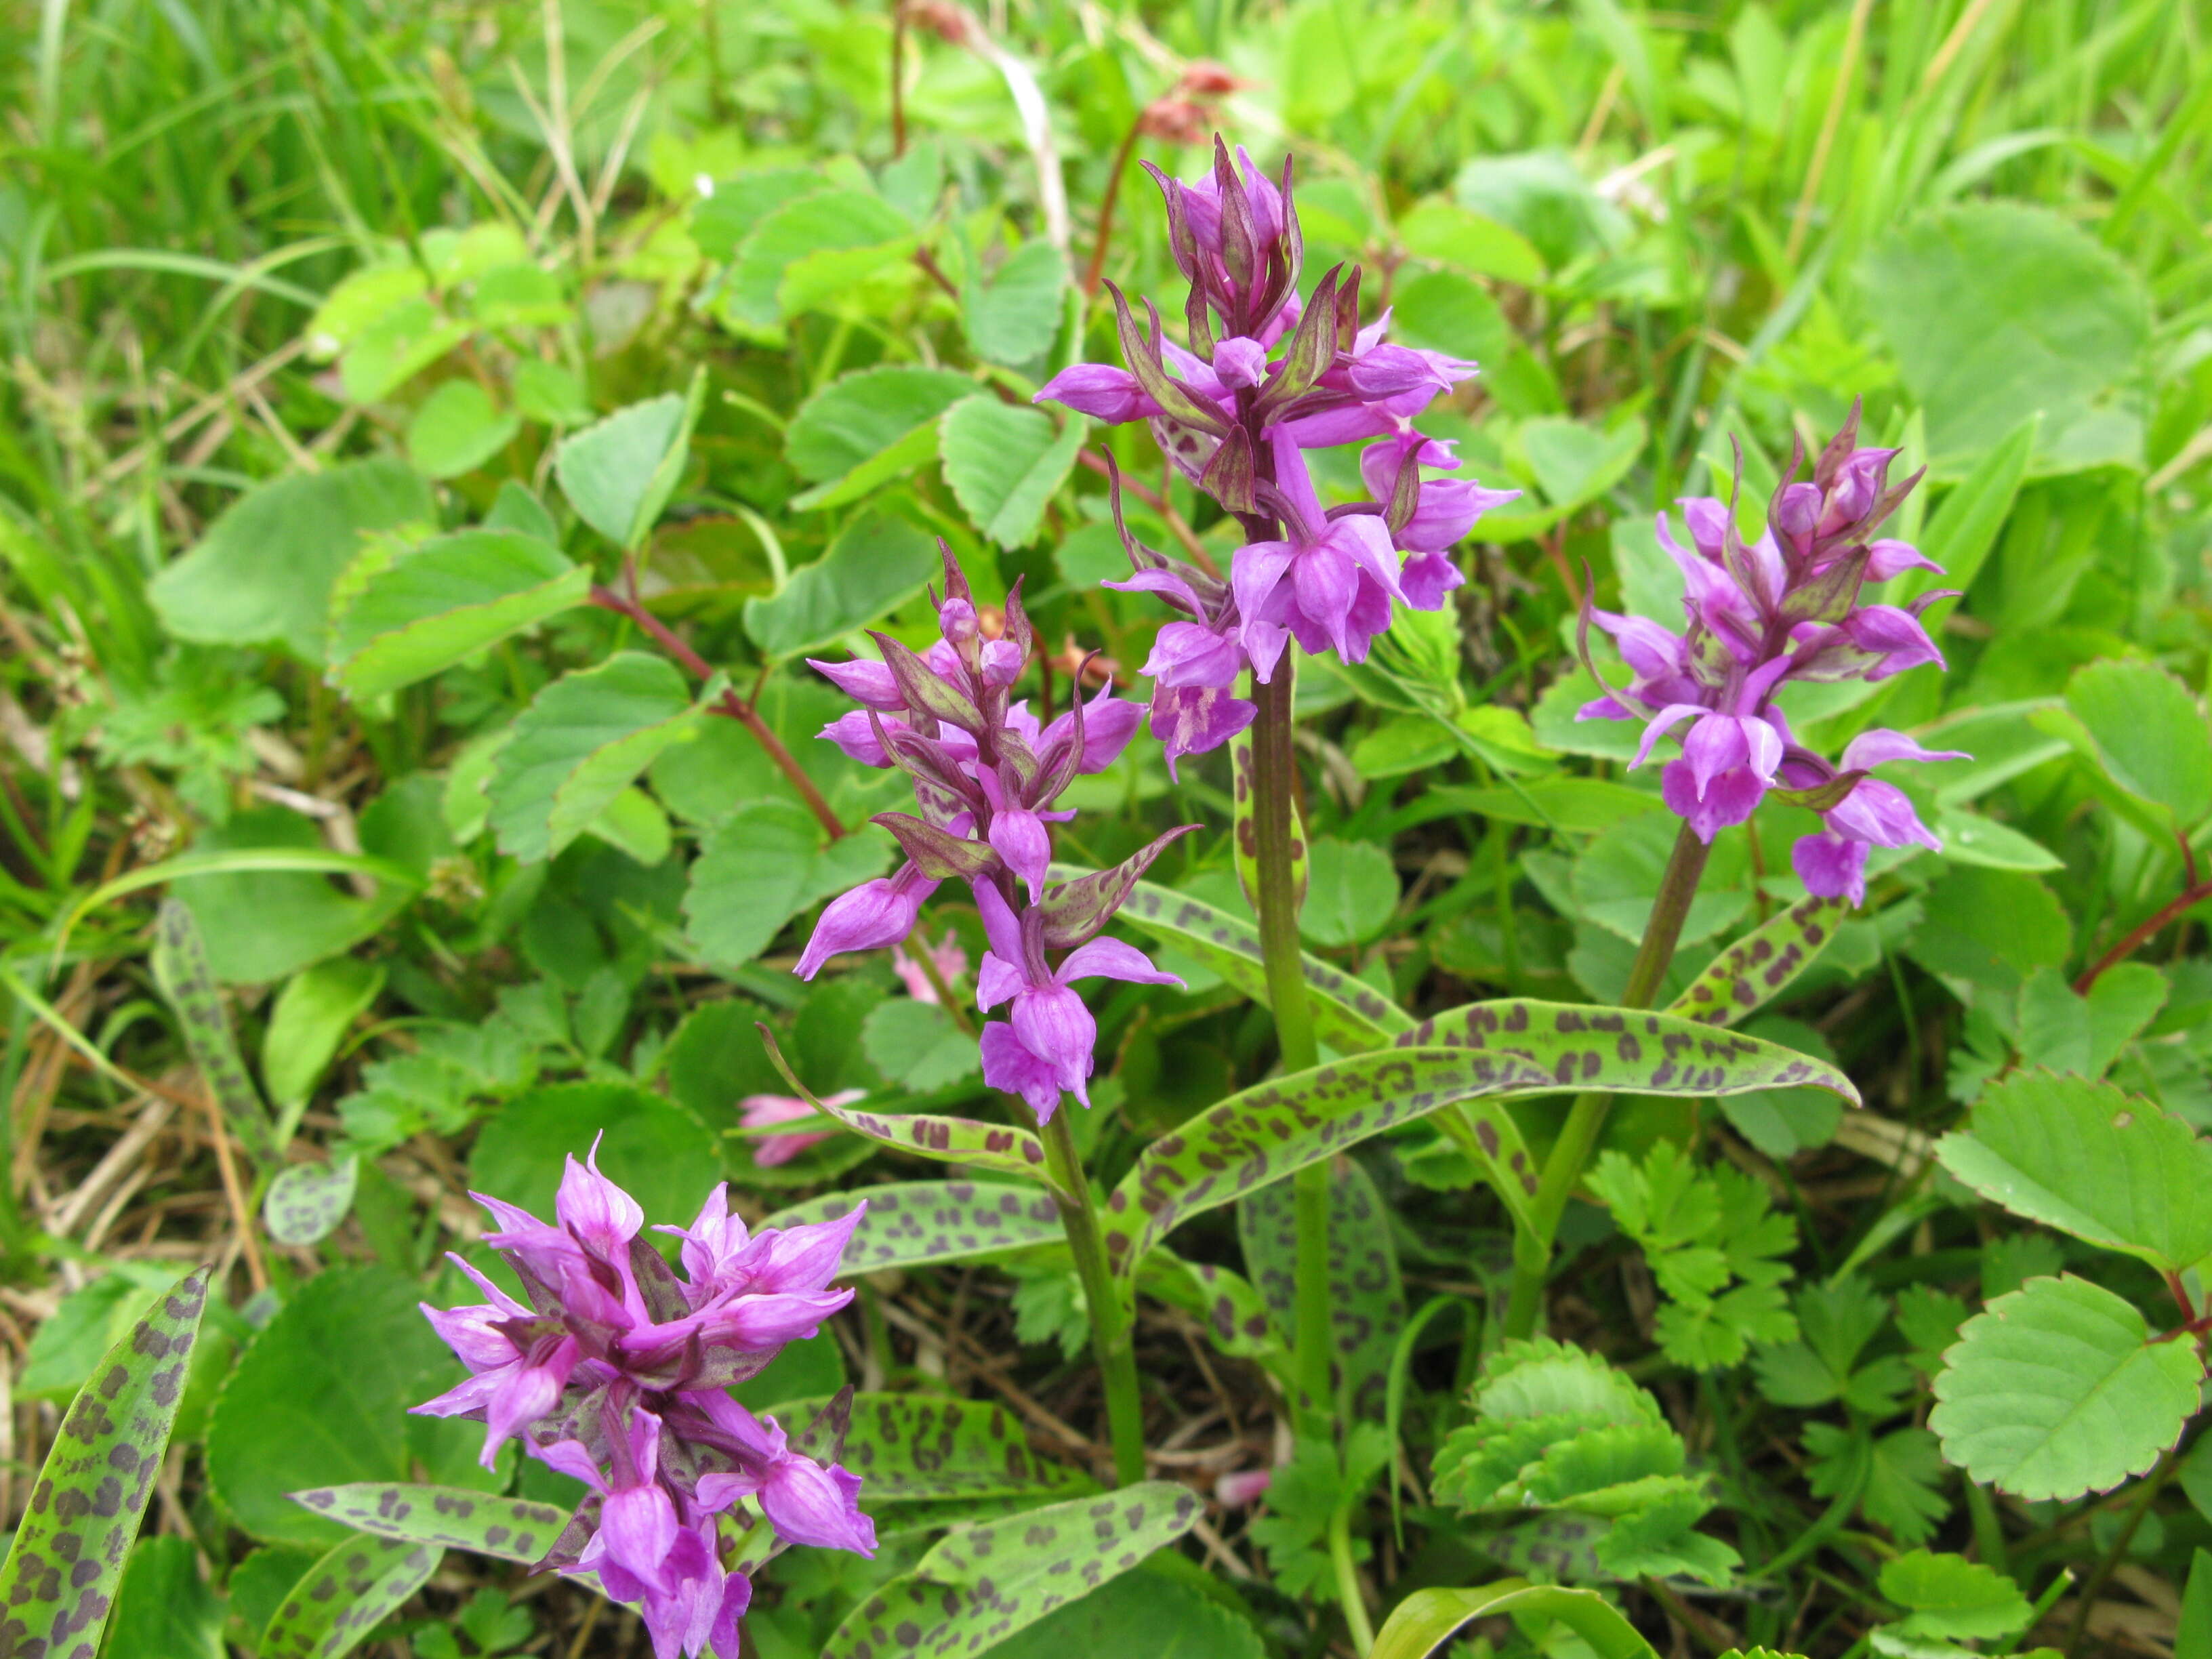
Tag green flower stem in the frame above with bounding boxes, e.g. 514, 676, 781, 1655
1249, 669, 1332, 1422
1327, 1497, 1377, 1654
1040, 1107, 1148, 1488
1502, 821, 1713, 1340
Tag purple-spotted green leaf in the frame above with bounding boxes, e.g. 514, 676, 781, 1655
760, 1027, 1054, 1188
1105, 1011, 1856, 1275
1137, 1252, 1283, 1366
1431, 1102, 1544, 1235
1230, 728, 1306, 914
820, 1481, 1202, 1659
152, 900, 279, 1166
1237, 1158, 1404, 1419
262, 1156, 359, 1246
1033, 827, 1196, 950
1667, 895, 1851, 1027
769, 1392, 1091, 1502
258, 1534, 438, 1659
1105, 878, 1412, 1052
283, 1485, 569, 1565
762, 1181, 1063, 1272
0, 1266, 210, 1659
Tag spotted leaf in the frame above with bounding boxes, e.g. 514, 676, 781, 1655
1105, 1010, 1856, 1275
1137, 1252, 1283, 1366
1230, 729, 1306, 913
258, 1534, 438, 1659
820, 1482, 1202, 1659
760, 1027, 1054, 1188
1237, 1158, 1405, 1420
1668, 895, 1851, 1027
283, 1485, 569, 1565
770, 1392, 1091, 1503
152, 900, 279, 1166
762, 1182, 1063, 1272
1107, 878, 1413, 1052
262, 1156, 359, 1246
0, 1266, 210, 1659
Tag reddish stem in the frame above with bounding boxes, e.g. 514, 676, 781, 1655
588, 586, 845, 840
1081, 119, 1145, 298
2075, 878, 2212, 994
890, 0, 907, 158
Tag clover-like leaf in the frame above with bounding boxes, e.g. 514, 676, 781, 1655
1934, 1071, 2212, 1271
1929, 1273, 2203, 1500
771, 1393, 1090, 1503
0, 1267, 210, 1659
283, 1486, 569, 1565
820, 1483, 1202, 1659
1668, 895, 1850, 1027
259, 1534, 439, 1659
761, 1183, 1063, 1273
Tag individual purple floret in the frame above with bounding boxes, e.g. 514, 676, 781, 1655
798, 546, 1193, 1123
1036, 136, 1519, 774
413, 1147, 874, 1659
1576, 405, 1965, 905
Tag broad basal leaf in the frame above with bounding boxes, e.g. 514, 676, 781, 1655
487, 653, 700, 863
285, 1486, 570, 1565
1109, 878, 1416, 1053
1668, 896, 1850, 1027
1929, 1273, 2202, 1500
2012, 964, 2167, 1080
820, 1483, 1201, 1659
1105, 1013, 1853, 1273
962, 239, 1067, 366
1237, 1157, 1404, 1418
762, 1182, 1063, 1272
743, 508, 938, 661
262, 1156, 359, 1247
720, 190, 914, 333
554, 371, 705, 549
326, 529, 588, 699
405, 379, 518, 479
0, 1267, 209, 1659
939, 396, 1084, 549
683, 805, 894, 967
773, 1392, 1089, 1502
259, 1534, 439, 1659
1934, 1071, 2212, 1271
2064, 658, 2212, 828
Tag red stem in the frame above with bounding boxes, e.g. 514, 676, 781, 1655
588, 586, 846, 840
1081, 119, 1145, 298
2076, 878, 2212, 994
890, 1, 907, 159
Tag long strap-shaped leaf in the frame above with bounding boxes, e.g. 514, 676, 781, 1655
762, 1181, 1063, 1272
260, 1534, 439, 1659
1370, 1580, 1660, 1659
1665, 895, 1850, 1027
821, 1481, 1201, 1659
1105, 1010, 1858, 1274
0, 1265, 211, 1659
1109, 878, 1414, 1052
759, 1027, 1053, 1189
286, 1484, 571, 1565
151, 899, 279, 1166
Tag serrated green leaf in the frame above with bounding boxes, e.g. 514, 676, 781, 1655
785, 365, 975, 506
720, 189, 914, 333
1879, 1549, 2033, 1641
1935, 1071, 2212, 1270
1669, 895, 1850, 1027
285, 1485, 569, 1565
553, 372, 704, 549
2014, 963, 2167, 1078
771, 1392, 1090, 1502
1477, 1339, 1664, 1426
1594, 1490, 1740, 1584
487, 653, 699, 863
939, 395, 1085, 548
404, 379, 518, 479
259, 1534, 439, 1659
340, 298, 470, 403
327, 529, 589, 699
743, 506, 938, 660
682, 804, 893, 966
0, 1267, 209, 1659
963, 239, 1068, 363
2064, 658, 2212, 825
1930, 1273, 2202, 1500
262, 1156, 359, 1246
1519, 1425, 1688, 1511
860, 998, 981, 1090
820, 1483, 1201, 1659
762, 1182, 1063, 1271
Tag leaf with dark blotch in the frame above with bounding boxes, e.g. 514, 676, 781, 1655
152, 901, 278, 1167
1229, 731, 1305, 916
1033, 830, 1196, 950
1103, 878, 1411, 1052
873, 632, 985, 734
258, 1533, 439, 1659
820, 1481, 1202, 1659
1668, 896, 1851, 1027
759, 1028, 1052, 1188
874, 811, 1000, 880
1137, 1252, 1282, 1365
762, 1182, 1063, 1273
283, 1484, 570, 1565
0, 1266, 210, 1659
770, 1391, 1091, 1502
1106, 1012, 1857, 1275
262, 1157, 359, 1247
1237, 1158, 1405, 1420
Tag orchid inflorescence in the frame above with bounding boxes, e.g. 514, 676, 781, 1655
1578, 406, 1964, 903
1036, 138, 1521, 773
798, 550, 1194, 1123
415, 1147, 875, 1659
